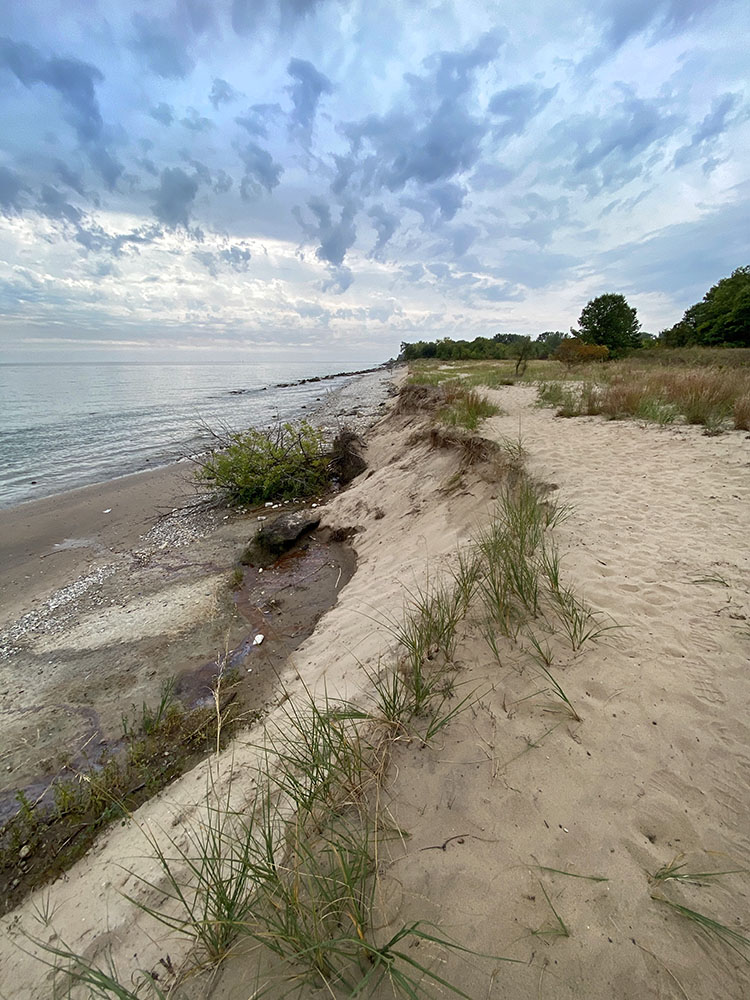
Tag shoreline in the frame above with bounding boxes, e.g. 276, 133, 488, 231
0, 362, 397, 512
0, 367, 400, 819
0, 367, 399, 621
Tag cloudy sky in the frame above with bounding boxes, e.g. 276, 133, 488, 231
0, 0, 748, 363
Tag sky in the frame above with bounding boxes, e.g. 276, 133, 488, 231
0, 0, 748, 363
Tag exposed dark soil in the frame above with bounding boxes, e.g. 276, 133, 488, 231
0, 530, 356, 916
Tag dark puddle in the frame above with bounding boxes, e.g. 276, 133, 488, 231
176, 530, 357, 711
0, 530, 357, 915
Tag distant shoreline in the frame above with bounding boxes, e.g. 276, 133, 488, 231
0, 362, 394, 511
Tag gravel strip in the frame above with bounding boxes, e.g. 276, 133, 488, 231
310, 367, 401, 438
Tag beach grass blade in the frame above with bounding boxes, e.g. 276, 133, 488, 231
653, 894, 750, 963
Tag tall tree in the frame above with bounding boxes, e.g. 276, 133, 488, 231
661, 266, 750, 347
576, 294, 641, 358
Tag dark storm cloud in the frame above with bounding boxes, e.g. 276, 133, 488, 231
212, 169, 233, 194
150, 102, 175, 126
194, 242, 251, 276
428, 182, 466, 221
600, 0, 716, 48
673, 92, 743, 168
230, 0, 262, 36
367, 204, 399, 257
320, 264, 354, 294
344, 33, 501, 196
221, 244, 252, 268
235, 141, 284, 198
286, 58, 332, 141
38, 184, 82, 224
152, 167, 199, 227
330, 153, 357, 196
179, 0, 215, 34
87, 144, 124, 191
294, 196, 357, 266
418, 29, 505, 103
399, 263, 426, 283
209, 77, 240, 109
131, 14, 194, 79
347, 103, 486, 192
488, 83, 557, 139
0, 36, 104, 141
235, 103, 282, 138
550, 92, 680, 193
136, 156, 159, 177
179, 153, 212, 185
54, 160, 86, 196
231, 0, 328, 36
110, 224, 164, 255
180, 107, 213, 132
294, 33, 502, 271
0, 165, 25, 211
443, 223, 480, 257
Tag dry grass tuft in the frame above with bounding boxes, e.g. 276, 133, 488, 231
538, 364, 750, 432
395, 382, 449, 414
734, 394, 750, 431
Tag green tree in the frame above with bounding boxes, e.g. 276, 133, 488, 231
576, 293, 641, 358
535, 331, 566, 358
660, 266, 750, 347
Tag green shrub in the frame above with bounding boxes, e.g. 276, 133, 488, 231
554, 338, 609, 366
197, 420, 331, 506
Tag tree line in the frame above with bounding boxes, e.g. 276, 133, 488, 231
400, 265, 749, 362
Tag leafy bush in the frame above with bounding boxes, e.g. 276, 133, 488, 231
554, 337, 609, 366
197, 420, 331, 506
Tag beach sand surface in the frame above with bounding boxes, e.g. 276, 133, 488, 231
2, 382, 749, 999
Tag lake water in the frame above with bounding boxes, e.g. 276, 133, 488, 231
0, 361, 379, 508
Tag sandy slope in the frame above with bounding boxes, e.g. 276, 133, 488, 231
2, 383, 749, 999
366, 387, 750, 1000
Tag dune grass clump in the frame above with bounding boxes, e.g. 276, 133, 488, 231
652, 895, 750, 964
537, 364, 750, 432
39, 689, 505, 999
437, 385, 500, 430
369, 565, 481, 742
397, 380, 499, 431
733, 393, 750, 430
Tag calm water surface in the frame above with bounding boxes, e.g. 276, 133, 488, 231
0, 361, 375, 508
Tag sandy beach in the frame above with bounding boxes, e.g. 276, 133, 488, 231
2, 375, 749, 999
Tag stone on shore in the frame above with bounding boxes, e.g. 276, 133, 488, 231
242, 509, 321, 564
